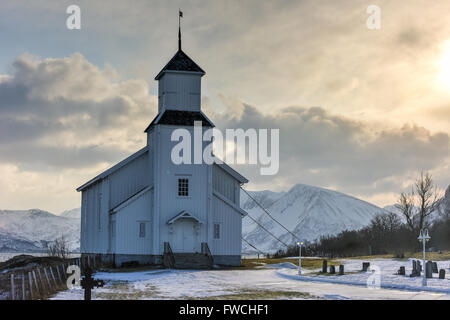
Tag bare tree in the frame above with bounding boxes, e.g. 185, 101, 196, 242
396, 190, 415, 230
415, 171, 440, 230
396, 171, 440, 232
46, 235, 70, 259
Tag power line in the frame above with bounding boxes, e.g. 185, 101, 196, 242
241, 187, 300, 242
244, 211, 290, 248
241, 237, 265, 256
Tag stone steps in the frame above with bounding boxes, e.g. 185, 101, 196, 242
172, 253, 212, 269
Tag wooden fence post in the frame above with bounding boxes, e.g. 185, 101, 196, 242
49, 267, 57, 287
37, 269, 43, 291
28, 272, 33, 299
10, 273, 15, 300
56, 265, 62, 284
43, 267, 52, 292
22, 274, 25, 300
32, 270, 40, 296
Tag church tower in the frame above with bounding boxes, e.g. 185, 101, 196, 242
154, 15, 205, 113
155, 49, 205, 113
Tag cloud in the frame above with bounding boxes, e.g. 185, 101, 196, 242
210, 99, 450, 204
0, 53, 157, 171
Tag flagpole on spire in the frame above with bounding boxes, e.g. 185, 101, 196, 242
178, 9, 183, 51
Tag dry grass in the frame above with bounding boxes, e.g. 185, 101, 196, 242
236, 258, 340, 270
94, 282, 159, 300
195, 289, 314, 300
341, 251, 450, 261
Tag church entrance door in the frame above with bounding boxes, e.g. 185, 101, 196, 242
171, 219, 199, 253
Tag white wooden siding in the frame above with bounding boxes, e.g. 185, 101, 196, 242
158, 73, 201, 112
210, 195, 242, 255
109, 152, 149, 209
213, 164, 238, 204
112, 189, 153, 255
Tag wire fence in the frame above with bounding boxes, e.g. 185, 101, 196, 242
0, 255, 99, 300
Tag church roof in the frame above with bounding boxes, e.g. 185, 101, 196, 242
155, 50, 205, 80
144, 110, 214, 132
76, 146, 148, 192
167, 210, 203, 225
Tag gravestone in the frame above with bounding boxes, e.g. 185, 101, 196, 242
329, 265, 335, 274
362, 262, 370, 272
412, 260, 417, 272
322, 260, 328, 273
409, 270, 420, 277
425, 261, 433, 279
417, 261, 422, 273
439, 269, 445, 279
432, 262, 438, 273
397, 266, 405, 276
339, 265, 344, 275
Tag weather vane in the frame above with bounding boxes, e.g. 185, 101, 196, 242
178, 9, 183, 50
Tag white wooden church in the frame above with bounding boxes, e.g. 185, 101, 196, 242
77, 26, 248, 268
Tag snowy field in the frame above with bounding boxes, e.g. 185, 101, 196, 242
51, 258, 450, 300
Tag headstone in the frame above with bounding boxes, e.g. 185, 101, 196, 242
322, 260, 328, 273
425, 261, 433, 278
412, 260, 417, 272
409, 270, 420, 277
329, 265, 335, 274
398, 266, 405, 276
339, 265, 344, 275
439, 269, 445, 279
417, 261, 422, 273
362, 262, 370, 272
432, 262, 438, 273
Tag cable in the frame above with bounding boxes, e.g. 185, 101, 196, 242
241, 187, 300, 242
241, 237, 265, 256
244, 212, 290, 248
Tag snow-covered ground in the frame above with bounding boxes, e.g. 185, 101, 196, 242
295, 258, 450, 294
51, 258, 450, 300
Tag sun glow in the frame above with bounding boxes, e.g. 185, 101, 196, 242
437, 40, 450, 90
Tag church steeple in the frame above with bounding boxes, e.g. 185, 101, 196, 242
178, 10, 182, 51
153, 11, 205, 114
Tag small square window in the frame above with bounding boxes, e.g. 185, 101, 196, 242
139, 222, 146, 238
178, 178, 189, 196
213, 223, 221, 240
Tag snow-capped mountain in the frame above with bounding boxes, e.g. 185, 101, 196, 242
0, 209, 80, 252
241, 184, 386, 253
3, 184, 446, 255
59, 208, 81, 219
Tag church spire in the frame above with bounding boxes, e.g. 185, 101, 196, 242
178, 10, 183, 51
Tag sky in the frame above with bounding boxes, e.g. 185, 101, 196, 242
0, 0, 449, 213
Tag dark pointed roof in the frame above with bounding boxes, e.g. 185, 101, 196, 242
155, 50, 205, 80
144, 110, 214, 132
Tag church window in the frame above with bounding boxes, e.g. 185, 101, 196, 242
178, 178, 189, 196
213, 223, 221, 239
139, 222, 146, 238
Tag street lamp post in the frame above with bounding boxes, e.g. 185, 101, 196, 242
297, 241, 304, 276
417, 228, 430, 287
